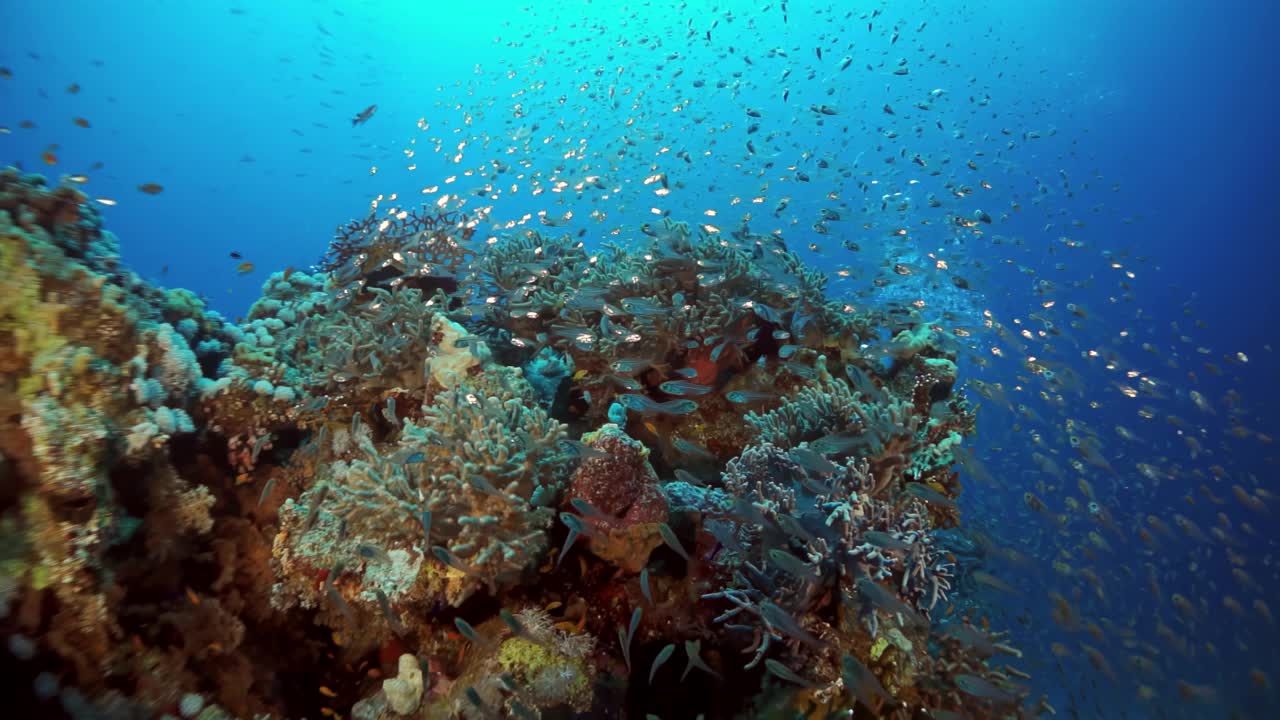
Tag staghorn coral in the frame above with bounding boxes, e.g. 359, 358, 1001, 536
696, 348, 980, 711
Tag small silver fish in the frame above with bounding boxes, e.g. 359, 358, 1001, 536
682, 639, 721, 681
672, 438, 716, 462
955, 674, 1021, 704
767, 548, 819, 582
561, 438, 608, 461
454, 617, 490, 648
432, 545, 478, 575
357, 543, 391, 564
842, 653, 891, 710
658, 522, 690, 562
789, 447, 840, 475
499, 608, 526, 637
659, 380, 715, 396
375, 589, 405, 635
759, 601, 826, 649
570, 498, 612, 522
903, 481, 957, 510
765, 659, 813, 687
854, 577, 927, 629
862, 530, 912, 553
725, 389, 776, 404
649, 643, 675, 684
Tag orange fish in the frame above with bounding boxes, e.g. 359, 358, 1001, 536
73, 117, 90, 128
137, 183, 164, 194
236, 261, 256, 275
41, 151, 57, 165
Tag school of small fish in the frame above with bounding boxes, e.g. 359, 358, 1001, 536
2, 1, 1274, 717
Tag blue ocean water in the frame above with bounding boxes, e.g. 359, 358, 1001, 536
2, 0, 1277, 718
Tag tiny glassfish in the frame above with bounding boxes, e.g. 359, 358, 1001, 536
725, 390, 776, 404
861, 530, 911, 553
560, 438, 608, 461
659, 380, 714, 396
672, 438, 716, 462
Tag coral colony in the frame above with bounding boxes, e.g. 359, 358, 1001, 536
1, 166, 1042, 718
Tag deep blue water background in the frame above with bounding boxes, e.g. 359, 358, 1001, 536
2, 1, 1277, 717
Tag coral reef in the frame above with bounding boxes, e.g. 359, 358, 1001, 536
0, 168, 1028, 719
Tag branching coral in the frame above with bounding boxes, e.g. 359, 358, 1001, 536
287, 371, 569, 603
702, 451, 962, 714
321, 205, 476, 271
461, 229, 594, 349
319, 205, 477, 301
460, 218, 877, 424
744, 356, 869, 449
0, 165, 1017, 720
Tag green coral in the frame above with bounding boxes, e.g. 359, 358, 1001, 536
498, 637, 592, 707
289, 337, 571, 603
0, 225, 64, 362
745, 355, 869, 449
908, 428, 963, 478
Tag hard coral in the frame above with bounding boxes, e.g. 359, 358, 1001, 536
275, 353, 570, 610
320, 204, 477, 296
0, 164, 1020, 720
464, 218, 876, 425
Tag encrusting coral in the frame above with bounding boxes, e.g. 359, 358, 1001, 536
0, 168, 1033, 719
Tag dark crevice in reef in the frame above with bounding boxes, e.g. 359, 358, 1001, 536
625, 636, 759, 719
0, 618, 74, 719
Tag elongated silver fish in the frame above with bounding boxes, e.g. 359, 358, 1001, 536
681, 639, 720, 681
903, 481, 958, 510
759, 601, 826, 649
841, 653, 890, 710
659, 380, 715, 396
649, 643, 675, 684
854, 576, 927, 629
765, 658, 813, 687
